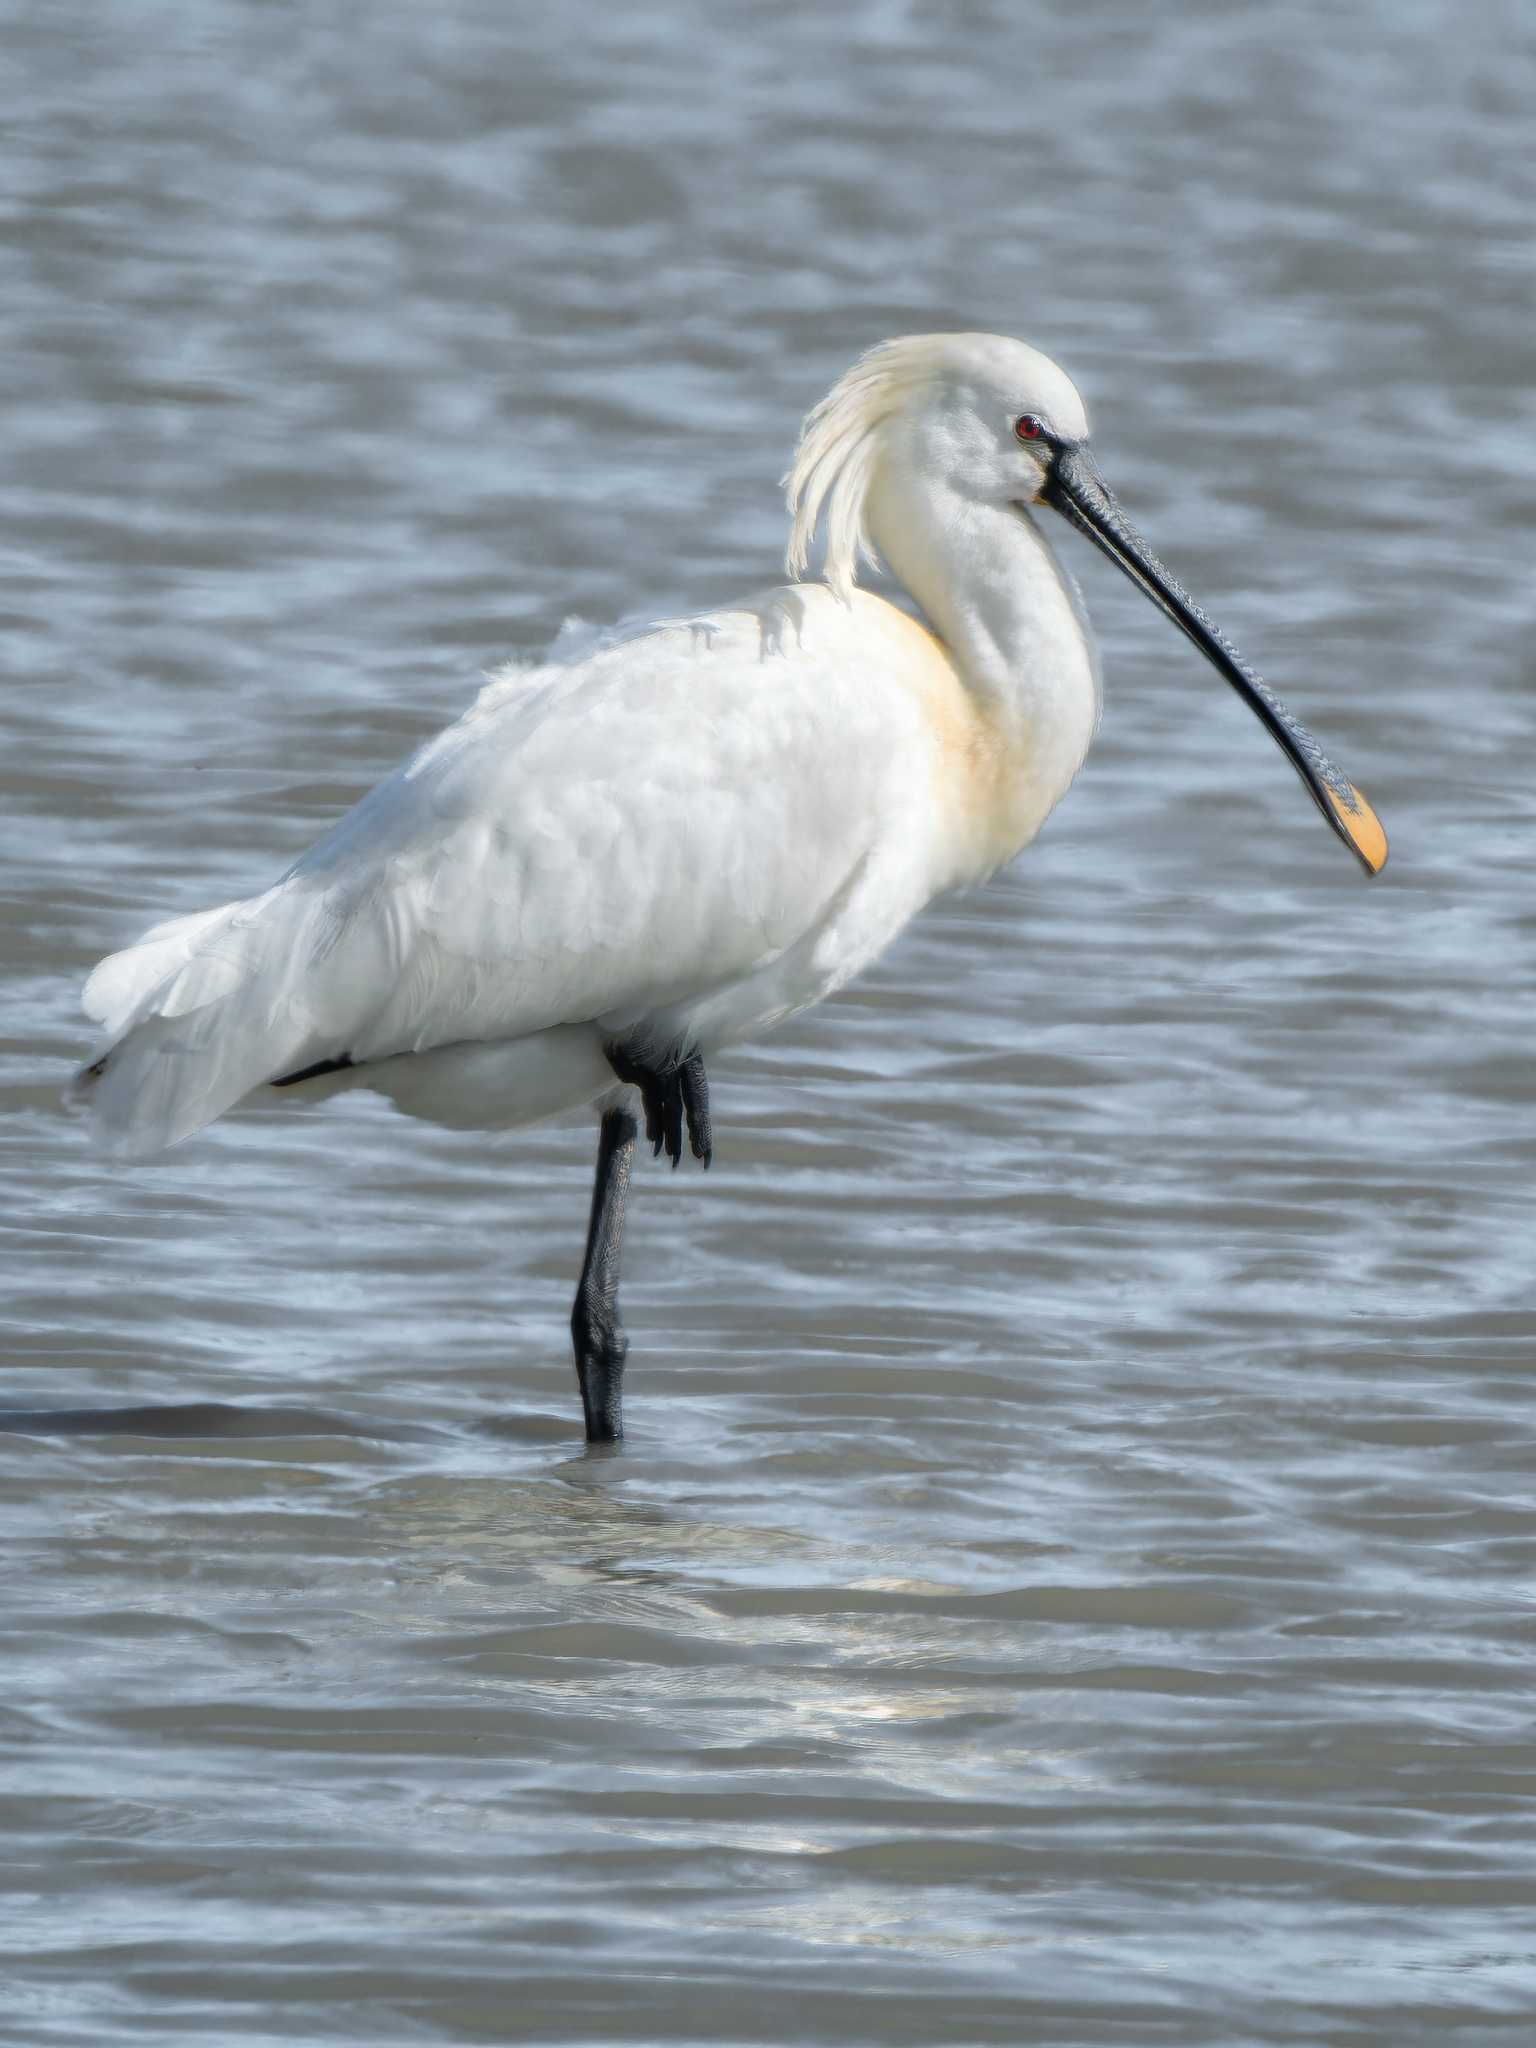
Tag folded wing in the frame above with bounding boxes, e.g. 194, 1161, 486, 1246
80, 595, 928, 1158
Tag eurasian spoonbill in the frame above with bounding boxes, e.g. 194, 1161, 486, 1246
77, 333, 1386, 1441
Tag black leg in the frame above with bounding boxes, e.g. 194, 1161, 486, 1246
571, 1105, 639, 1443
605, 1043, 713, 1168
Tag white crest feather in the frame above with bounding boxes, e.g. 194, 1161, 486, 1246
783, 337, 944, 603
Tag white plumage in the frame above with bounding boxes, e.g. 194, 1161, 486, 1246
80, 335, 1107, 1160
75, 330, 1382, 1440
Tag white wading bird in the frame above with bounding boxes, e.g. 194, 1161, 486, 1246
76, 334, 1387, 1441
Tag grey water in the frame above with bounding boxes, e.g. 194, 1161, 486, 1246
3, 2, 1534, 2042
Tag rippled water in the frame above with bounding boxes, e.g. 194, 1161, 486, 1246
5, 2, 1534, 2041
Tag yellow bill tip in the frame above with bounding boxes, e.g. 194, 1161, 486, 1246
1326, 782, 1388, 876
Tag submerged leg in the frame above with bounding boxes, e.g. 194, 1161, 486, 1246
571, 1105, 639, 1443
605, 1043, 713, 1168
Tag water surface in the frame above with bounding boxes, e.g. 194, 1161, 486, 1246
4, 2, 1534, 2042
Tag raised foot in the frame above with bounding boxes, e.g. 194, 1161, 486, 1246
604, 1044, 713, 1169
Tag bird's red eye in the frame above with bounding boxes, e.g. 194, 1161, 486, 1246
1014, 414, 1044, 443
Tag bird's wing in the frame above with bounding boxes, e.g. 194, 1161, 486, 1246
81, 590, 943, 1157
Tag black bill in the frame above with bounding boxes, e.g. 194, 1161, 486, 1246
1044, 443, 1386, 876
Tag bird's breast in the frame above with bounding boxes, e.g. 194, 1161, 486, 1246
859, 593, 1094, 890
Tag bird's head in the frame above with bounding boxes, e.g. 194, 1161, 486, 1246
785, 332, 1386, 877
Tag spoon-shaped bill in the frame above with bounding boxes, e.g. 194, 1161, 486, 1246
1044, 446, 1386, 877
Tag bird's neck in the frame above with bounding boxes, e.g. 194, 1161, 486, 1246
867, 476, 1100, 826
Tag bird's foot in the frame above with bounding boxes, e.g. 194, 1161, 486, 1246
604, 1044, 712, 1168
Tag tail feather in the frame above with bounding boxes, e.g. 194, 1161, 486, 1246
82, 902, 241, 1037
76, 884, 357, 1160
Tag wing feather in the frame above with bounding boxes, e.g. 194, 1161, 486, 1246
79, 591, 936, 1157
